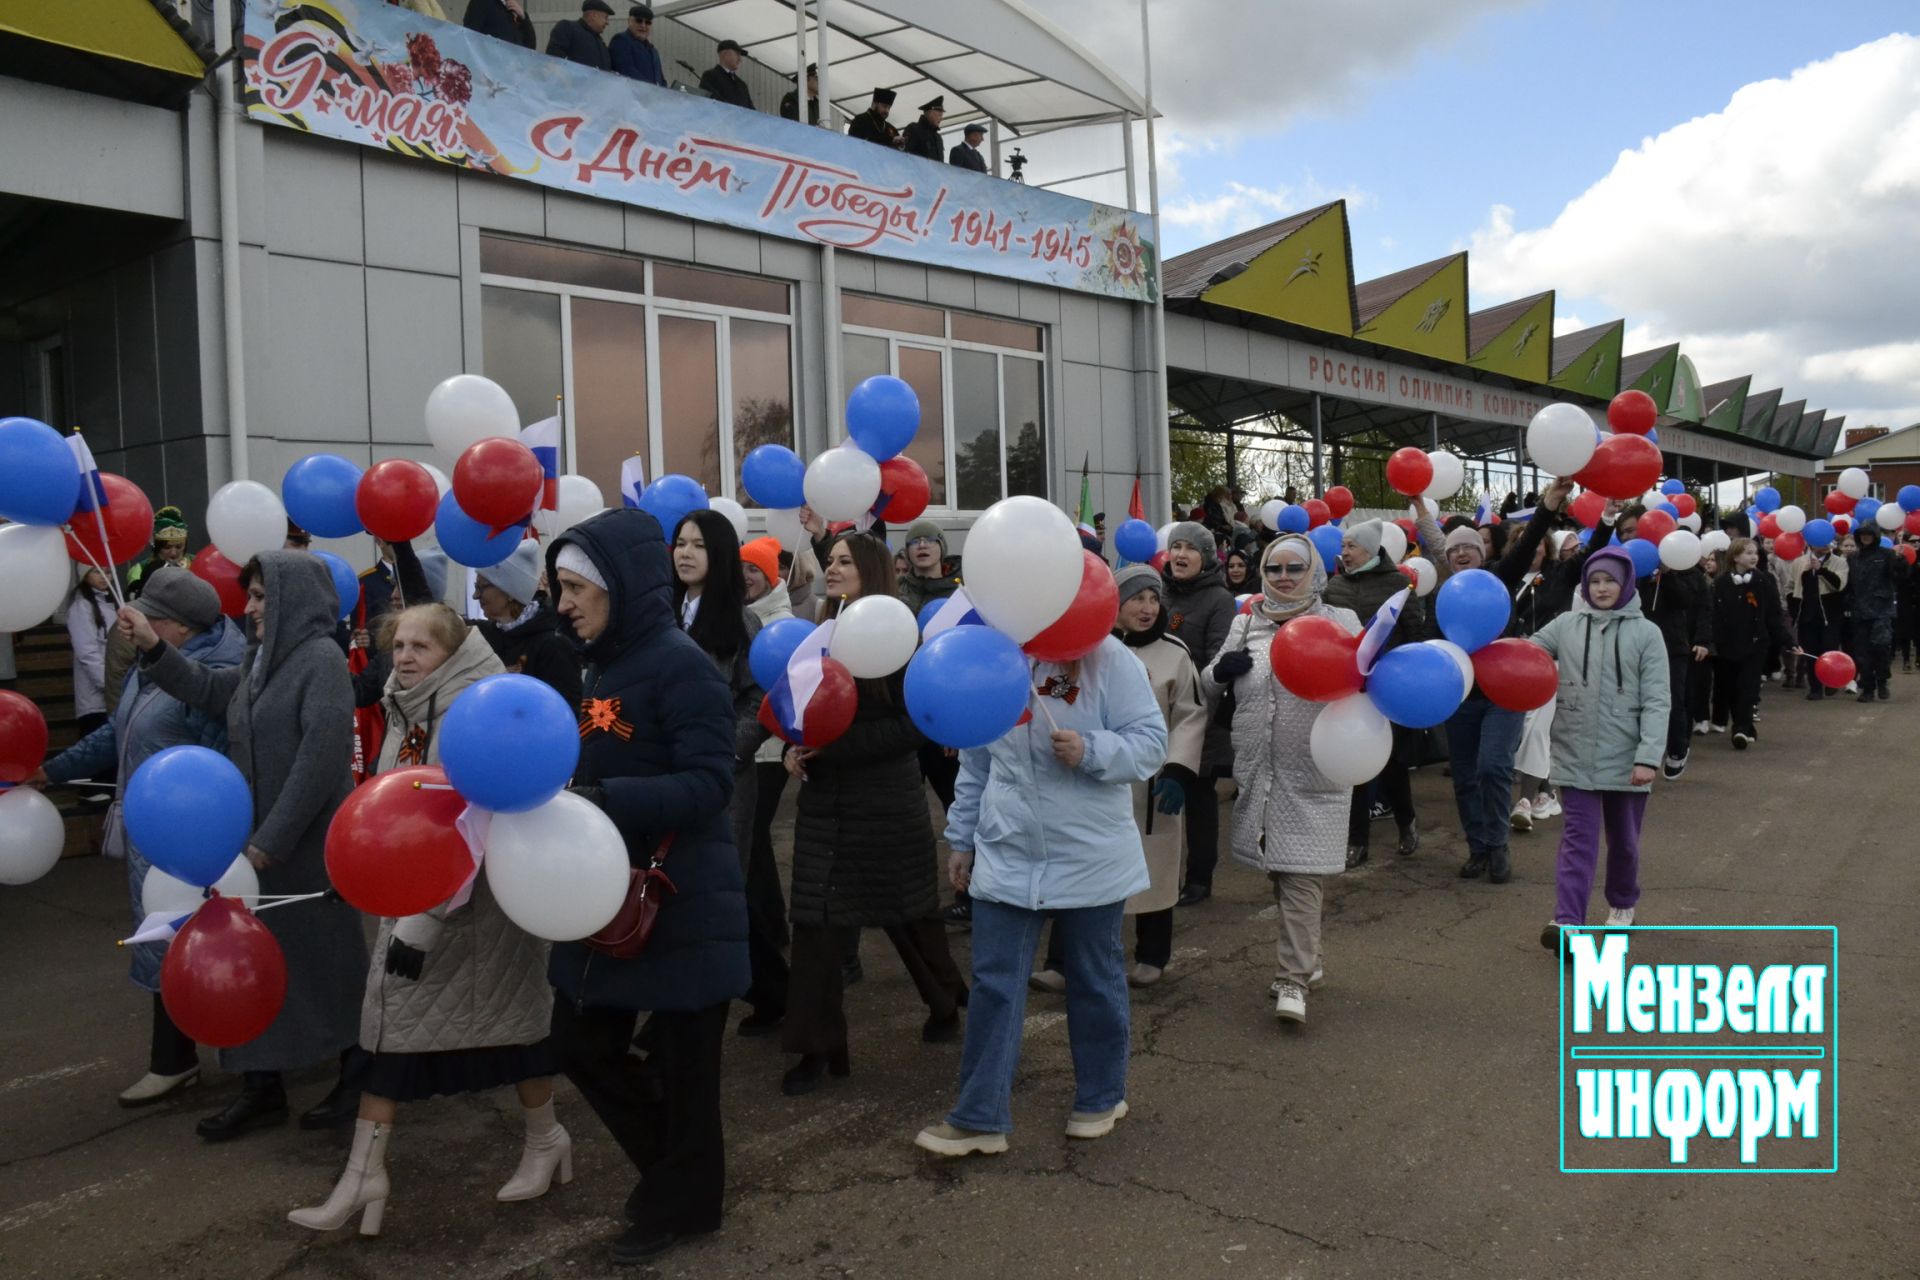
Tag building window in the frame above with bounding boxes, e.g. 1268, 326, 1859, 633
841, 296, 1048, 513
479, 234, 794, 506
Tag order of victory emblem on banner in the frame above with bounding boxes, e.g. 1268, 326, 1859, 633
240, 0, 1158, 302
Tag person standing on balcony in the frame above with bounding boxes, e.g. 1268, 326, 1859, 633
780, 64, 822, 124
463, 0, 537, 50
902, 97, 946, 161
701, 40, 755, 110
608, 5, 666, 87
848, 88, 902, 148
546, 0, 613, 71
949, 122, 989, 172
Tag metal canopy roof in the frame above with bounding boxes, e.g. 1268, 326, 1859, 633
652, 0, 1148, 134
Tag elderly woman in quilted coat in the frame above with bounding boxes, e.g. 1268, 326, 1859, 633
287, 603, 562, 1237
1202, 534, 1361, 1028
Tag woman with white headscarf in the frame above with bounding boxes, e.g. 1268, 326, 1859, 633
1200, 535, 1361, 1026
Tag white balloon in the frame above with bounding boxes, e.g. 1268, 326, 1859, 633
535, 474, 606, 539
0, 524, 74, 632
1526, 402, 1599, 477
142, 855, 260, 916
1309, 693, 1394, 787
1379, 521, 1409, 564
1700, 529, 1731, 555
1431, 638, 1476, 698
828, 594, 920, 678
803, 446, 882, 522
1679, 513, 1703, 533
425, 374, 519, 460
1404, 556, 1437, 598
484, 792, 630, 942
1424, 451, 1465, 501
1876, 501, 1905, 531
1774, 505, 1806, 534
420, 462, 453, 498
1259, 499, 1285, 530
708, 496, 750, 543
1838, 466, 1871, 499
963, 496, 1083, 643
206, 480, 288, 565
765, 507, 805, 552
0, 788, 65, 886
1156, 522, 1175, 553
1658, 530, 1703, 571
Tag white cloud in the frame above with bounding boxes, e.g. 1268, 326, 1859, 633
1467, 35, 1920, 433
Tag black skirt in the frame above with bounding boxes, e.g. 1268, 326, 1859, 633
345, 1038, 558, 1103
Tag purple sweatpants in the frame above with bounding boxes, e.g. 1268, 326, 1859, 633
1553, 787, 1647, 925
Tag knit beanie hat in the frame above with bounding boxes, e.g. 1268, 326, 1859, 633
1167, 520, 1216, 560
740, 535, 782, 584
1112, 563, 1161, 605
481, 538, 542, 607
554, 542, 607, 591
1344, 520, 1385, 557
904, 518, 947, 556
1580, 545, 1637, 609
1443, 524, 1484, 557
130, 564, 221, 630
152, 505, 188, 545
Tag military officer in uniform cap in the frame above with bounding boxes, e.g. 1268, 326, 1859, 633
780, 63, 822, 124
948, 121, 987, 172
847, 87, 902, 147
901, 96, 945, 161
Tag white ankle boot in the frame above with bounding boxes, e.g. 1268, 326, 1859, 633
289, 1118, 390, 1235
496, 1099, 572, 1202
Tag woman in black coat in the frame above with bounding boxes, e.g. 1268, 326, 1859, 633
1710, 537, 1797, 748
780, 532, 965, 1097
542, 509, 749, 1268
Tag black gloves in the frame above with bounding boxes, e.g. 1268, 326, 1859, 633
1214, 650, 1255, 681
385, 938, 426, 981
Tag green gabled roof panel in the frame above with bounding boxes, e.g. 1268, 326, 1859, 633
1621, 345, 1679, 412
1814, 416, 1846, 460
1741, 388, 1784, 440
1701, 377, 1751, 435
1467, 291, 1554, 382
1548, 321, 1623, 396
1769, 399, 1806, 449
1791, 409, 1826, 455
1163, 201, 1360, 337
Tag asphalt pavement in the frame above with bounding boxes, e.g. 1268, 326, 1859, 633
1, 676, 1914, 1279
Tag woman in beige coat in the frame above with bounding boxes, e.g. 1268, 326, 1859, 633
289, 605, 561, 1237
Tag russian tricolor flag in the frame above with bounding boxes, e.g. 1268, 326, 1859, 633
761, 620, 853, 746
1356, 587, 1409, 676
1474, 492, 1496, 526
520, 417, 561, 511
67, 432, 109, 514
920, 588, 982, 640
620, 456, 648, 510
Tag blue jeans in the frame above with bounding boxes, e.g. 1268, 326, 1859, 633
1444, 697, 1525, 859
948, 897, 1130, 1134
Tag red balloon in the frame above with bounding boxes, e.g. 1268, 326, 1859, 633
1385, 447, 1434, 498
1323, 486, 1355, 520
1823, 490, 1856, 516
1472, 638, 1559, 712
1569, 490, 1607, 529
453, 439, 543, 529
1907, 510, 1920, 536
63, 474, 154, 567
1898, 544, 1917, 566
1393, 518, 1417, 541
357, 459, 439, 541
1607, 389, 1659, 436
1025, 551, 1120, 663
1268, 615, 1364, 702
1671, 493, 1697, 518
160, 894, 288, 1049
1574, 433, 1663, 500
756, 656, 857, 748
1757, 513, 1781, 539
325, 765, 475, 917
1813, 650, 1856, 690
1399, 563, 1419, 586
1303, 499, 1332, 529
1147, 550, 1169, 573
0, 690, 48, 784
1832, 515, 1852, 534
1635, 511, 1677, 544
1771, 531, 1806, 560
190, 546, 248, 617
873, 456, 930, 524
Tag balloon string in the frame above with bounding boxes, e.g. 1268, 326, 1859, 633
64, 526, 129, 610
252, 892, 329, 912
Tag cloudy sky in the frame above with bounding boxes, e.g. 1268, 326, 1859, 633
1025, 0, 1920, 437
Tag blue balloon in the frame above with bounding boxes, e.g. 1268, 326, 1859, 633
440, 674, 580, 813
124, 745, 252, 887
1310, 524, 1345, 571
314, 550, 361, 620
1852, 498, 1881, 528
1113, 518, 1157, 564
1655, 502, 1680, 519
1745, 506, 1762, 526
1434, 568, 1511, 652
1645, 428, 1659, 446
1275, 505, 1310, 534
1898, 485, 1920, 514
1661, 479, 1685, 496
0, 417, 82, 526
1578, 528, 1594, 547
741, 445, 808, 509
904, 625, 1031, 749
639, 474, 709, 535
1803, 518, 1836, 549
845, 375, 921, 462
1366, 642, 1466, 730
1625, 538, 1660, 578
750, 617, 816, 690
282, 453, 365, 539
1753, 486, 1781, 513
435, 490, 526, 568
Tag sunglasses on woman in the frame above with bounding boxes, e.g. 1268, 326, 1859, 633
1264, 561, 1310, 579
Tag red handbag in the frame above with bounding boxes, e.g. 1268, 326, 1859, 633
586, 834, 678, 958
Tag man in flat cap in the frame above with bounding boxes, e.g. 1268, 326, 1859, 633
546, 0, 613, 70
780, 63, 822, 125
609, 4, 665, 86
948, 120, 987, 172
901, 95, 945, 161
701, 39, 755, 109
847, 87, 902, 148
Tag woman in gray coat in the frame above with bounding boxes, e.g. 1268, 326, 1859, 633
120, 551, 367, 1142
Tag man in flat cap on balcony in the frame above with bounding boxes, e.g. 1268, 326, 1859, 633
701, 39, 755, 110
901, 96, 946, 161
948, 120, 988, 172
847, 87, 902, 148
546, 0, 613, 70
609, 5, 666, 86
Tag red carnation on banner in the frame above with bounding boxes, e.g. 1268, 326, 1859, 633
407, 32, 443, 83
437, 59, 472, 106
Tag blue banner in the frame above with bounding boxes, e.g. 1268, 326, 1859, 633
241, 0, 1157, 301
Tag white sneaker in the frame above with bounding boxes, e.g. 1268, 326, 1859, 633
1273, 980, 1307, 1023
1028, 968, 1066, 994
1605, 906, 1636, 928
1064, 1099, 1129, 1139
1510, 798, 1533, 832
1271, 966, 1325, 997
118, 1067, 199, 1108
1692, 720, 1710, 736
1532, 794, 1562, 820
1708, 722, 1727, 734
1127, 963, 1163, 988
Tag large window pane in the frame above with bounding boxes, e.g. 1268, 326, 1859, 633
568, 297, 647, 503
842, 334, 890, 390
729, 320, 794, 506
897, 345, 947, 509
843, 294, 943, 336
482, 285, 563, 431
480, 235, 645, 293
952, 349, 1001, 512
658, 314, 722, 495
654, 263, 789, 315
1003, 356, 1047, 499
953, 312, 1042, 352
